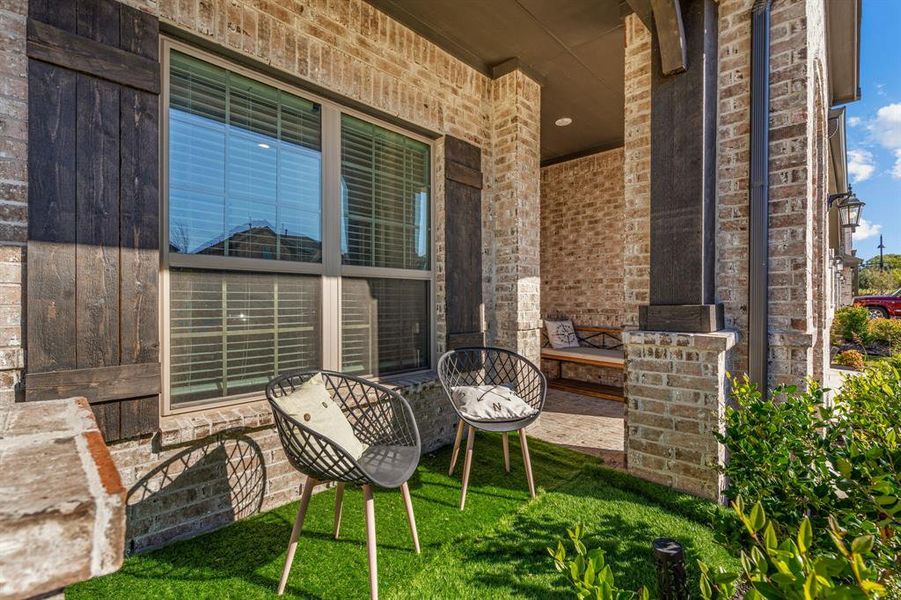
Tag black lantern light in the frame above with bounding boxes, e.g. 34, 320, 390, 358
828, 185, 865, 229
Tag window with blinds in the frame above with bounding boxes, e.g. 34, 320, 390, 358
169, 50, 322, 262
164, 43, 433, 411
341, 278, 430, 376
341, 115, 431, 270
170, 270, 321, 405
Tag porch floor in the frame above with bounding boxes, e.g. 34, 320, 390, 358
527, 389, 626, 469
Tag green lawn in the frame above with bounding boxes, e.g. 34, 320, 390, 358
69, 435, 737, 599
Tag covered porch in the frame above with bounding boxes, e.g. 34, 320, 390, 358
0, 0, 865, 597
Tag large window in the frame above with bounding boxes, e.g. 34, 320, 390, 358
163, 43, 432, 411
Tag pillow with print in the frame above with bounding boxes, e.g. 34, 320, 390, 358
452, 385, 538, 422
545, 319, 579, 349
276, 372, 368, 460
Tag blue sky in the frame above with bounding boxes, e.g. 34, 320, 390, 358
842, 0, 901, 261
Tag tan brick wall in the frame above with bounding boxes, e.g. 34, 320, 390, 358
540, 148, 625, 328
622, 15, 651, 329
0, 0, 27, 408
715, 0, 754, 375
0, 0, 542, 551
624, 330, 736, 500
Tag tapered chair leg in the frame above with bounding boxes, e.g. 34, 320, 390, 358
502, 432, 511, 473
460, 426, 476, 510
448, 420, 465, 475
519, 429, 536, 498
362, 484, 379, 600
277, 477, 317, 595
400, 482, 421, 554
333, 482, 345, 539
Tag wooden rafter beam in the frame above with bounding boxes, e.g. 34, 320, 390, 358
650, 0, 687, 75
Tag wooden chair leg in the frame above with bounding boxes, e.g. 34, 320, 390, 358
502, 432, 511, 473
400, 482, 421, 554
460, 426, 476, 510
448, 420, 465, 476
362, 484, 379, 600
519, 429, 536, 498
277, 477, 317, 595
333, 482, 345, 539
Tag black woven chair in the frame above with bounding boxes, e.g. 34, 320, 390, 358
266, 370, 422, 600
437, 347, 547, 509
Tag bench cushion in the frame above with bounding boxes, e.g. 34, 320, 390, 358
540, 346, 625, 368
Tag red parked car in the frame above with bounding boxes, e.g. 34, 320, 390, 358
854, 288, 901, 319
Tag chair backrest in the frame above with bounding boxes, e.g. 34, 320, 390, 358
266, 371, 420, 484
437, 347, 547, 415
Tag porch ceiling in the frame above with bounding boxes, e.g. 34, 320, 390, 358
364, 0, 629, 164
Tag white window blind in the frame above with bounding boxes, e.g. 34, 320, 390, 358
340, 114, 430, 270
170, 270, 321, 406
341, 278, 430, 376
169, 50, 322, 262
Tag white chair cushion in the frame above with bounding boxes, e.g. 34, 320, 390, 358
545, 319, 579, 349
452, 385, 538, 422
276, 372, 367, 460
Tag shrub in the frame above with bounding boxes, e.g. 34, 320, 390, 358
700, 499, 886, 599
834, 349, 866, 370
866, 318, 901, 355
832, 306, 870, 344
718, 369, 901, 585
548, 524, 648, 599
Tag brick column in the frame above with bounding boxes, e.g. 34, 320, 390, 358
488, 70, 542, 363
0, 1, 27, 409
623, 14, 652, 329
624, 330, 736, 500
766, 0, 825, 387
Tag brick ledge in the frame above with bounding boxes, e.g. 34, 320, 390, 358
0, 397, 125, 598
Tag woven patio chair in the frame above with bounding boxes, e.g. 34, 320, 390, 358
437, 347, 547, 510
266, 370, 422, 600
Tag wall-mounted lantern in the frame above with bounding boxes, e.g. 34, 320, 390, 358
828, 185, 865, 229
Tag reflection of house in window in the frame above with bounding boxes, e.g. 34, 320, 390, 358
182, 220, 322, 263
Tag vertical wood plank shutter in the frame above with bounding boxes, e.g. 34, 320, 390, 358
25, 0, 161, 442
444, 137, 485, 348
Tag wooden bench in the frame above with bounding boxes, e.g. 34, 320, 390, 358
540, 326, 625, 402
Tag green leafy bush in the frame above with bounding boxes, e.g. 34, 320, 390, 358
700, 498, 885, 599
834, 349, 866, 370
866, 318, 901, 355
833, 306, 871, 344
718, 369, 901, 587
548, 524, 648, 600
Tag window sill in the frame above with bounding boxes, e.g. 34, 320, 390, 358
158, 370, 441, 448
159, 399, 274, 448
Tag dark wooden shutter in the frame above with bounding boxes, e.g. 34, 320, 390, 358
444, 137, 485, 348
25, 0, 161, 442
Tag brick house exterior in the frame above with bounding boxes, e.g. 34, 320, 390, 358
0, 0, 860, 563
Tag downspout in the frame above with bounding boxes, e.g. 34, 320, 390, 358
748, 0, 772, 390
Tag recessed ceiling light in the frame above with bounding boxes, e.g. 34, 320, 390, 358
258, 143, 271, 149
554, 117, 573, 127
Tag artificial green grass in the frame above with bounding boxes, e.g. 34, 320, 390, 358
68, 435, 737, 599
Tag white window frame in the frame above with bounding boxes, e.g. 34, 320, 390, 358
160, 38, 437, 415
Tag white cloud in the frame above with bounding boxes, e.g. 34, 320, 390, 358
892, 149, 901, 180
847, 148, 876, 183
853, 218, 882, 242
870, 103, 901, 150
848, 116, 861, 127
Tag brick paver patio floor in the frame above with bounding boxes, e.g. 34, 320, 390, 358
527, 388, 625, 469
